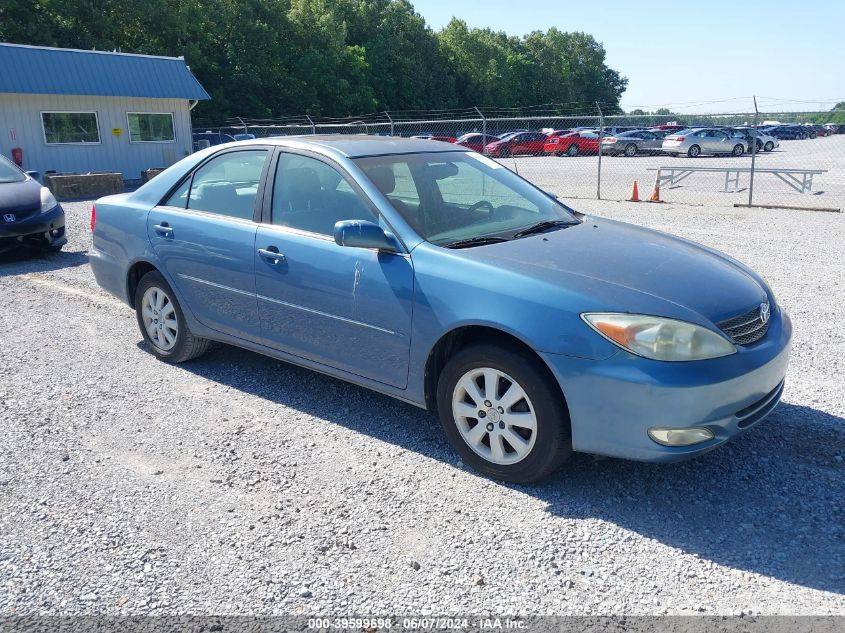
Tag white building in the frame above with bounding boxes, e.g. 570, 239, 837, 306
0, 43, 210, 182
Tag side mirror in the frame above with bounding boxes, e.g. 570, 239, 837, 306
333, 220, 399, 252
545, 190, 559, 199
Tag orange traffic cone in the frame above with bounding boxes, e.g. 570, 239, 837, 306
628, 179, 640, 202
648, 178, 663, 203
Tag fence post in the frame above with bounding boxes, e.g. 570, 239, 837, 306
748, 96, 759, 207
305, 115, 316, 135
596, 102, 604, 200
474, 106, 487, 154
384, 111, 394, 136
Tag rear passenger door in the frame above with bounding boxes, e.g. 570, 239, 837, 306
147, 147, 270, 342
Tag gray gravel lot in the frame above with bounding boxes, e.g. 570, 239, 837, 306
1, 198, 843, 616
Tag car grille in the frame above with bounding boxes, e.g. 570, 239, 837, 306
1, 201, 40, 224
718, 305, 770, 346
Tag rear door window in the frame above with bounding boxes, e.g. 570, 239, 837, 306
165, 150, 268, 220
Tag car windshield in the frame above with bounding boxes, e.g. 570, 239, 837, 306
0, 156, 26, 184
355, 151, 578, 246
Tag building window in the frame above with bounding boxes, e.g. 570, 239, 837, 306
127, 113, 175, 143
41, 112, 100, 145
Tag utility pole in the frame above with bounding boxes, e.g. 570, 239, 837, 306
748, 96, 759, 207
474, 106, 487, 154
596, 102, 604, 199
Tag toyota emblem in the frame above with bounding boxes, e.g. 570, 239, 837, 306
760, 302, 770, 325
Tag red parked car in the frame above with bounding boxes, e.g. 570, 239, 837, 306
484, 131, 547, 157
456, 133, 500, 152
544, 130, 601, 156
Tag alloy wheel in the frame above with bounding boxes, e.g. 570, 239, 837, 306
141, 286, 178, 351
451, 367, 538, 465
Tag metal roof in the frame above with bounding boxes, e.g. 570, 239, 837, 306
0, 43, 210, 100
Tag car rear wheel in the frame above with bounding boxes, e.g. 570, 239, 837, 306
554, 150, 563, 157
566, 144, 579, 157
624, 143, 637, 157
436, 343, 572, 483
500, 147, 511, 158
687, 145, 701, 158
732, 144, 745, 156
764, 141, 774, 152
135, 271, 210, 363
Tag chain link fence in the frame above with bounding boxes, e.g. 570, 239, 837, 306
195, 104, 845, 212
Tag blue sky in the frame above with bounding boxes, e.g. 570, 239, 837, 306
410, 0, 844, 113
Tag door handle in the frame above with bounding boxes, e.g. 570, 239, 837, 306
153, 223, 174, 238
258, 247, 285, 264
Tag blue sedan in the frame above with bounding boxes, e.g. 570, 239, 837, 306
89, 137, 791, 482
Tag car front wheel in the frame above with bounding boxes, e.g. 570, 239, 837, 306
436, 344, 572, 483
135, 270, 210, 363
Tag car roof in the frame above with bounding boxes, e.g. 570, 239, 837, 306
234, 134, 465, 158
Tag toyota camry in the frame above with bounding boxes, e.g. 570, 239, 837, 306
89, 136, 791, 483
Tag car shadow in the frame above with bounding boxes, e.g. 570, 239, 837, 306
172, 341, 844, 596
0, 247, 89, 276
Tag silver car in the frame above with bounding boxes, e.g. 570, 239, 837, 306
601, 129, 664, 156
662, 128, 749, 157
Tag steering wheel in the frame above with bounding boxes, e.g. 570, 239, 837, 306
467, 199, 495, 220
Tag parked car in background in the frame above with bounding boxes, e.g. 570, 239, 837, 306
602, 126, 642, 136
731, 127, 778, 152
807, 124, 830, 137
485, 131, 547, 157
0, 154, 65, 253
233, 133, 257, 141
823, 123, 840, 134
601, 130, 664, 156
652, 124, 687, 133
661, 128, 748, 157
544, 130, 601, 156
192, 131, 236, 151
648, 128, 673, 139
89, 136, 791, 483
761, 125, 806, 140
456, 133, 501, 153
495, 129, 529, 139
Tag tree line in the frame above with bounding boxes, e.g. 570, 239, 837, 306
0, 0, 628, 122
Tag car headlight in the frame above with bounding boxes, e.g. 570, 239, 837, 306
582, 313, 736, 362
40, 187, 58, 214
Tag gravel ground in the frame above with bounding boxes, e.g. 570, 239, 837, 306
1, 199, 843, 617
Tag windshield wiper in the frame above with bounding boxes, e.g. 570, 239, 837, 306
444, 236, 509, 249
512, 220, 574, 239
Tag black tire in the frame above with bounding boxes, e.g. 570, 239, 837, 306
732, 143, 745, 157
135, 270, 210, 363
554, 150, 563, 157
764, 141, 774, 152
687, 144, 701, 158
566, 144, 579, 157
755, 140, 763, 152
500, 147, 511, 158
436, 343, 572, 483
624, 143, 637, 157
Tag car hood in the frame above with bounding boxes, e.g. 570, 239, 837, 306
0, 177, 41, 212
459, 217, 767, 324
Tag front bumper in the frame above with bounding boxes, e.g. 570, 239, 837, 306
540, 309, 792, 462
0, 204, 66, 249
